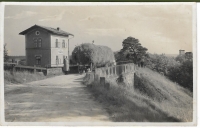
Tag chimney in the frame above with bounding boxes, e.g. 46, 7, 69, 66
57, 27, 60, 31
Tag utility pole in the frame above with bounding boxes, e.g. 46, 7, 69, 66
68, 39, 69, 64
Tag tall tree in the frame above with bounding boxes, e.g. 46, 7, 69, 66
4, 43, 9, 62
120, 37, 148, 64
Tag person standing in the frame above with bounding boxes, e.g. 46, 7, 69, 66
63, 56, 69, 75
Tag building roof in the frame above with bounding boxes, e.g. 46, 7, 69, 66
19, 24, 74, 37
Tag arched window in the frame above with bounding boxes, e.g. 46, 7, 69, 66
56, 39, 58, 48
62, 40, 65, 48
34, 39, 37, 48
38, 38, 42, 47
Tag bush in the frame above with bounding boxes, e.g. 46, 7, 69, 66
175, 54, 186, 63
168, 60, 193, 91
146, 53, 193, 91
146, 54, 180, 75
72, 43, 115, 67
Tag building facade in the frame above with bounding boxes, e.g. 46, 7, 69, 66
179, 50, 185, 55
19, 25, 74, 68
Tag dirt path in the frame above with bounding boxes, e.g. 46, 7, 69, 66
5, 74, 110, 122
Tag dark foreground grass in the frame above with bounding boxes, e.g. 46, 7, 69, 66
86, 68, 193, 122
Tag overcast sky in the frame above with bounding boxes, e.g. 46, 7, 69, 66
4, 4, 194, 56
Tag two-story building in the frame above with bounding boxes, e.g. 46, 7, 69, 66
19, 24, 74, 69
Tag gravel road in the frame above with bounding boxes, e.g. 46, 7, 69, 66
5, 74, 110, 122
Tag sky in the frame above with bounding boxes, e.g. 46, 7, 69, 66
4, 4, 194, 56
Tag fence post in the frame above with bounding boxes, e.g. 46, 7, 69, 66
110, 67, 112, 76
34, 65, 36, 74
105, 83, 110, 90
90, 63, 92, 72
100, 77, 105, 87
11, 66, 15, 75
124, 65, 126, 73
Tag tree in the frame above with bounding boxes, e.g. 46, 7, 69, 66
175, 54, 186, 63
119, 37, 148, 64
4, 43, 9, 62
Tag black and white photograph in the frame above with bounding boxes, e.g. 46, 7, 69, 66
0, 2, 197, 126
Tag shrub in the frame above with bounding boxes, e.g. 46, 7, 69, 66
146, 53, 193, 91
175, 54, 186, 63
168, 60, 193, 91
146, 53, 180, 75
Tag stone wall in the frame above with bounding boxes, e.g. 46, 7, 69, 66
84, 63, 137, 89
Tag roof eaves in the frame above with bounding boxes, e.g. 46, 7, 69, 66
19, 24, 74, 36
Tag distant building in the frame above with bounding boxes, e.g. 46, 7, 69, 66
179, 50, 185, 55
19, 25, 74, 68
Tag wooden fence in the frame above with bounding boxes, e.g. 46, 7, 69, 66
14, 65, 47, 72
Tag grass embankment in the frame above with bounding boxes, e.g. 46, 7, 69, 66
87, 68, 193, 122
4, 70, 56, 85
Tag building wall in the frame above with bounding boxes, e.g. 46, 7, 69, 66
25, 28, 51, 67
179, 50, 185, 55
50, 35, 68, 67
26, 49, 51, 67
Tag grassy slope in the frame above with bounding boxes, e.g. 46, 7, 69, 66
4, 71, 47, 85
87, 67, 193, 122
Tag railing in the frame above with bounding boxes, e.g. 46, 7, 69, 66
4, 62, 17, 65
15, 65, 47, 70
94, 63, 137, 82
116, 61, 133, 65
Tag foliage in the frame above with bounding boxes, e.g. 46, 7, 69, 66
146, 53, 180, 75
167, 60, 193, 91
119, 37, 148, 64
175, 54, 193, 63
114, 51, 133, 64
86, 67, 192, 122
4, 43, 9, 62
71, 43, 115, 67
146, 53, 193, 91
175, 55, 186, 63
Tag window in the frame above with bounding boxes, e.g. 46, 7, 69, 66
56, 39, 59, 48
35, 56, 41, 65
35, 31, 40, 35
56, 56, 59, 64
34, 39, 37, 48
62, 40, 65, 48
38, 38, 42, 48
